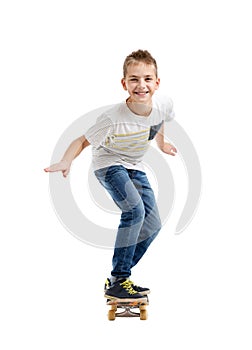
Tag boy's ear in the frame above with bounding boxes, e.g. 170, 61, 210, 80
155, 78, 160, 90
121, 78, 127, 91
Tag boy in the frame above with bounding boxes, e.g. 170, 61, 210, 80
45, 50, 177, 302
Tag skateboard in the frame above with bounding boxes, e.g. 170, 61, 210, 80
106, 296, 149, 320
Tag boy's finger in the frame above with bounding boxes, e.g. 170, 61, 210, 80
44, 165, 59, 172
63, 168, 69, 177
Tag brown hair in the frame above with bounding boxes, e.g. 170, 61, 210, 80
123, 50, 158, 78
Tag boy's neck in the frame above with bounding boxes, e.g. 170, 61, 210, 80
126, 98, 152, 117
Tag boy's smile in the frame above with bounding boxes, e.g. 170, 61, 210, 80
121, 62, 160, 111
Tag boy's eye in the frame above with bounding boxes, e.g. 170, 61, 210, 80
146, 78, 152, 81
130, 78, 138, 82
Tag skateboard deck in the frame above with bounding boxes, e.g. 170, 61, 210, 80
106, 296, 149, 320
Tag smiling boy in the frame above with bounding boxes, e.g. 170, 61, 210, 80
45, 50, 177, 302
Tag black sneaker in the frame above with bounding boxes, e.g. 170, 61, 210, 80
104, 278, 112, 291
128, 280, 150, 295
104, 277, 150, 295
104, 279, 147, 302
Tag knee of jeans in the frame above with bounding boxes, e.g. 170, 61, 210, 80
132, 201, 145, 224
149, 214, 162, 233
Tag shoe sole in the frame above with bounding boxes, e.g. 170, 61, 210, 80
104, 289, 150, 295
104, 294, 148, 303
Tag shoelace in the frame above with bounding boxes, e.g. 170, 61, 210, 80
120, 280, 138, 295
128, 280, 138, 288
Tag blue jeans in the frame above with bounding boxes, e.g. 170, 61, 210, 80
94, 165, 161, 278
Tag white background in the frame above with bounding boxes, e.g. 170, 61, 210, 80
1, 0, 252, 349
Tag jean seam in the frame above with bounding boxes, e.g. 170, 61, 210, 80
106, 172, 137, 273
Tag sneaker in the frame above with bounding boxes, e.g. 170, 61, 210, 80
104, 278, 111, 291
104, 279, 147, 302
128, 280, 150, 295
104, 277, 150, 295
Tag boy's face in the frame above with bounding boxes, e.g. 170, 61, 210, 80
121, 62, 160, 105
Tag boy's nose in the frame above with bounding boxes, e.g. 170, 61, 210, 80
138, 78, 146, 88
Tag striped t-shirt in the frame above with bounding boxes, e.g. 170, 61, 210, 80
85, 95, 175, 171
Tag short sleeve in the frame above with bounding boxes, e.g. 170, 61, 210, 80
153, 95, 175, 122
85, 113, 113, 147
164, 97, 175, 122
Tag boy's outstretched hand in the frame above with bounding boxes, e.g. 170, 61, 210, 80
44, 160, 71, 178
162, 142, 177, 156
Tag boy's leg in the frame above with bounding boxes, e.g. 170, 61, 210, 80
128, 170, 162, 268
95, 166, 145, 279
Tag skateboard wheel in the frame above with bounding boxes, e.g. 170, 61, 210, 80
140, 309, 148, 320
139, 305, 147, 311
108, 309, 116, 321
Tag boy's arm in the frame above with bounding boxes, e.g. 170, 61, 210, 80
155, 123, 177, 156
44, 135, 90, 177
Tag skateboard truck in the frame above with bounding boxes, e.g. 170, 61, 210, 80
106, 296, 149, 320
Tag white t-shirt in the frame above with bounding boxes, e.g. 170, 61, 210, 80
85, 95, 175, 171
